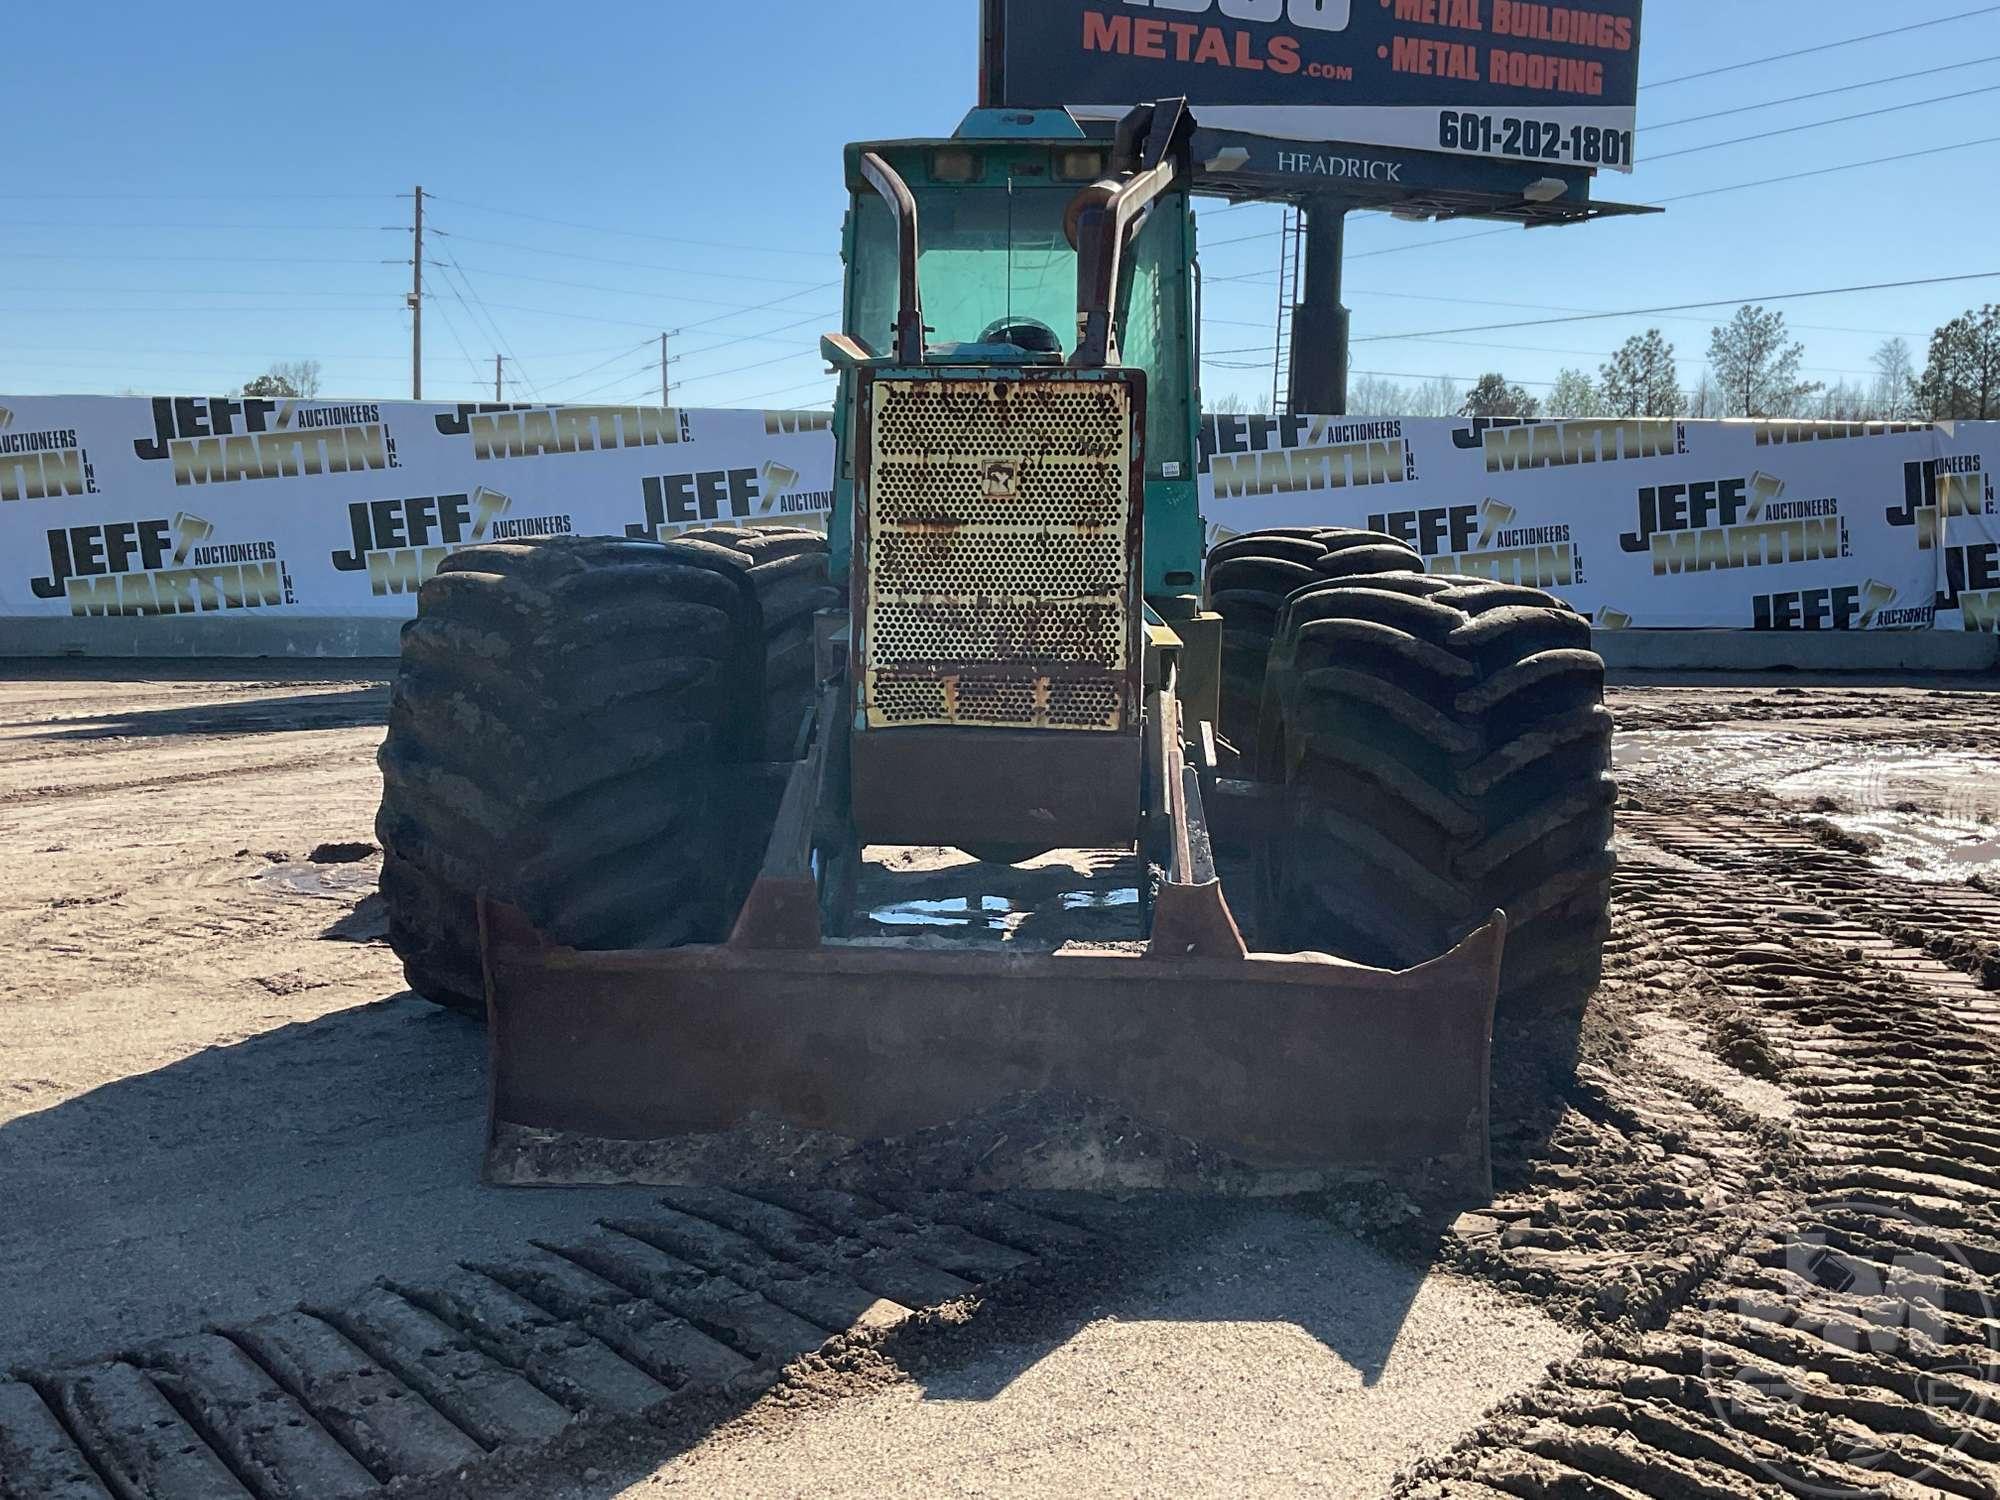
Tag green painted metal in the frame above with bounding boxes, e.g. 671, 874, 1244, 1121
827, 132, 1203, 601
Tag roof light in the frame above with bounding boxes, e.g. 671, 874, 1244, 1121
932, 149, 980, 183
1056, 148, 1105, 181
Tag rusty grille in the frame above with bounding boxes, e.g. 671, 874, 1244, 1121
864, 672, 1123, 732
861, 377, 1135, 733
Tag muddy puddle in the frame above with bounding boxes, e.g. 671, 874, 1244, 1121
249, 861, 379, 901
1618, 729, 1998, 881
870, 888, 1140, 933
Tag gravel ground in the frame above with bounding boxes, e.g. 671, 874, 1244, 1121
602, 1210, 1575, 1500
2, 661, 1995, 1498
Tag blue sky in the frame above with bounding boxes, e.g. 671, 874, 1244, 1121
3, 0, 1995, 410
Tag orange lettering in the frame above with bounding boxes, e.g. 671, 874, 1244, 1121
1133, 17, 1168, 58
1082, 12, 1130, 52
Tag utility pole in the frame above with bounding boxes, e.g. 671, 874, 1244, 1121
659, 332, 671, 406
408, 185, 424, 401
494, 353, 505, 401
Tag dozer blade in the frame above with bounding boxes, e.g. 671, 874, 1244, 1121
477, 899, 1505, 1199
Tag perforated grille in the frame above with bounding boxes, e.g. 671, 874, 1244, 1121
874, 381, 1128, 458
864, 672, 1123, 733
869, 598, 1124, 665
861, 376, 1137, 733
874, 461, 1125, 530
874, 528, 1127, 599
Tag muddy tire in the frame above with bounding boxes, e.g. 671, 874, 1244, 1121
375, 527, 835, 1015
1204, 528, 1422, 770
1260, 573, 1614, 1013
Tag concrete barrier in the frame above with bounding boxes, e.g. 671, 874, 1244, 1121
4, 615, 1994, 675
1593, 629, 1998, 675
0, 616, 405, 659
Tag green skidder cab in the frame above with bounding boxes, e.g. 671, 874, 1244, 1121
826, 103, 1203, 597
820, 101, 1213, 851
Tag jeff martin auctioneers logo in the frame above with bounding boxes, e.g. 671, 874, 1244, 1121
1368, 496, 1584, 590
29, 511, 294, 615
1621, 469, 1850, 579
331, 487, 573, 597
1, 406, 99, 504
133, 396, 397, 487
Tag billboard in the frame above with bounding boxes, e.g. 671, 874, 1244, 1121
985, 0, 1643, 172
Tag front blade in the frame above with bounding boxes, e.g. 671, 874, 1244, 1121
479, 900, 1503, 1199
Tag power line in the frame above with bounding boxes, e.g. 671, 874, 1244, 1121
444, 264, 843, 321
0, 303, 405, 316
425, 195, 835, 260
1327, 288, 1910, 339
428, 299, 676, 331
0, 285, 389, 299
1648, 56, 2000, 130
539, 338, 657, 392
1353, 270, 2000, 344
4, 220, 386, 234
673, 308, 840, 356
671, 348, 821, 388
673, 281, 842, 334
0, 342, 415, 362
564, 363, 661, 403
435, 231, 827, 287
2, 192, 389, 201
1342, 332, 1881, 380
724, 375, 838, 407
434, 245, 541, 398
1644, 6, 2000, 89
0, 252, 389, 266
1645, 83, 2000, 163
426, 294, 489, 384
1651, 136, 2000, 203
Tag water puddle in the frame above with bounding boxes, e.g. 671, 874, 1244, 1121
1772, 751, 2000, 881
869, 887, 1140, 933
251, 862, 378, 901
1617, 726, 1998, 881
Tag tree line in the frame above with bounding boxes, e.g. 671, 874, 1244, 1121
1343, 303, 2000, 423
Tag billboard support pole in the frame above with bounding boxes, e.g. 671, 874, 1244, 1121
1288, 196, 1349, 418
978, 0, 1004, 108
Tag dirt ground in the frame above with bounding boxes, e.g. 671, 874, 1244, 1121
2, 662, 1996, 1498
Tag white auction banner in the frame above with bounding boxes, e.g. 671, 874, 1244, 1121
1, 394, 1993, 638
1933, 422, 2000, 635
0, 395, 834, 623
1198, 414, 1973, 633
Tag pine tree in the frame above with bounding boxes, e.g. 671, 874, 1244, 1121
1598, 330, 1682, 417
1707, 306, 1818, 418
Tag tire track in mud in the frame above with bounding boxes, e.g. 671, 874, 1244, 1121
1607, 687, 1999, 737
1632, 811, 2000, 1000
0, 1188, 1091, 1500
1408, 808, 2000, 1500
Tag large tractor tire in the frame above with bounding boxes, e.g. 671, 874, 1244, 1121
375, 527, 835, 1016
1204, 528, 1423, 770
1259, 572, 1615, 1013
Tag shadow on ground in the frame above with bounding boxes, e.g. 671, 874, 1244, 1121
24, 685, 390, 741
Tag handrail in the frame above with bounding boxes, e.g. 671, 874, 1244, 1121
1068, 99, 1191, 369
859, 151, 926, 365
1068, 157, 1179, 369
